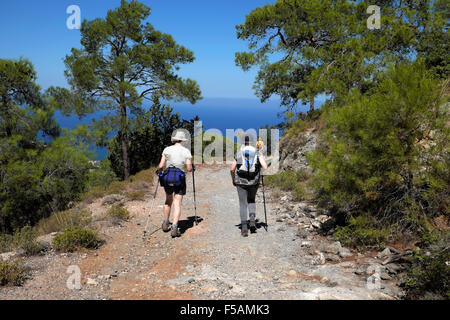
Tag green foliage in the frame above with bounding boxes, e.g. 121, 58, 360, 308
125, 190, 146, 201
107, 206, 130, 220
49, 0, 202, 179
36, 210, 92, 235
52, 226, 100, 252
236, 0, 448, 114
87, 159, 119, 189
308, 62, 449, 231
12, 226, 45, 256
108, 102, 199, 178
405, 240, 450, 300
0, 260, 29, 286
334, 213, 390, 250
265, 170, 310, 191
292, 184, 307, 202
0, 59, 92, 233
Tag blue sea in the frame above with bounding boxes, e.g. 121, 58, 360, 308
55, 98, 313, 160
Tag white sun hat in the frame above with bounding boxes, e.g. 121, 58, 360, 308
171, 130, 188, 142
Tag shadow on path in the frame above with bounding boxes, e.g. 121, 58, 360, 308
178, 215, 203, 234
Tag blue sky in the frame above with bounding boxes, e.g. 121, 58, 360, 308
0, 0, 277, 99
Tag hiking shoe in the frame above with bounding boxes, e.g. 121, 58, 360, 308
162, 221, 171, 232
241, 228, 248, 237
171, 227, 181, 238
249, 220, 256, 232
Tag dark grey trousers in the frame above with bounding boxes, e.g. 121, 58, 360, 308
236, 185, 258, 229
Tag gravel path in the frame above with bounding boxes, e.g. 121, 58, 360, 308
0, 164, 402, 300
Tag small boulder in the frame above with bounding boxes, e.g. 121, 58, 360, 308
312, 252, 326, 265
377, 247, 392, 259
101, 194, 125, 206
338, 247, 353, 258
323, 241, 342, 254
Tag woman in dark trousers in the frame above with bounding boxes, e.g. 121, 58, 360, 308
157, 131, 193, 238
230, 136, 268, 237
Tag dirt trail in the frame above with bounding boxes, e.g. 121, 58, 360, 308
0, 165, 401, 300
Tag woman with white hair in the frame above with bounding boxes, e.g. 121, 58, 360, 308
230, 135, 268, 237
157, 130, 193, 238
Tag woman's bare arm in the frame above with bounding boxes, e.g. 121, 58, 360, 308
186, 158, 193, 172
230, 159, 237, 186
157, 155, 166, 172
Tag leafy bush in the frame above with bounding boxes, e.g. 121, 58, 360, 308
308, 62, 449, 233
13, 226, 45, 256
0, 259, 30, 286
334, 213, 390, 251
125, 190, 146, 201
292, 184, 307, 202
0, 233, 13, 253
36, 210, 92, 234
405, 241, 450, 300
1, 226, 44, 255
107, 206, 130, 220
265, 170, 310, 191
87, 159, 118, 189
52, 226, 100, 252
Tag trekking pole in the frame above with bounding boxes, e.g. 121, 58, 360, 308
143, 171, 160, 238
192, 164, 198, 225
261, 174, 268, 232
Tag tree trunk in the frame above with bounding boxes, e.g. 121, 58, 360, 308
309, 97, 315, 113
120, 105, 130, 180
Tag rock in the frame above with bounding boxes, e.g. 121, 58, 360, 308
273, 276, 279, 281
279, 132, 318, 172
0, 250, 21, 261
385, 263, 405, 274
287, 270, 297, 276
323, 241, 342, 254
312, 252, 326, 265
311, 220, 322, 229
377, 247, 392, 259
301, 241, 312, 248
296, 227, 309, 239
354, 266, 366, 275
188, 278, 195, 283
338, 247, 353, 258
380, 273, 392, 280
316, 215, 330, 223
280, 195, 288, 202
101, 194, 125, 206
87, 278, 99, 286
326, 254, 341, 262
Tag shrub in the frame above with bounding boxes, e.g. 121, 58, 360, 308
36, 210, 92, 235
107, 206, 130, 220
105, 181, 127, 195
13, 226, 45, 256
0, 233, 13, 254
81, 186, 107, 203
266, 170, 309, 191
334, 213, 390, 251
0, 259, 30, 286
308, 62, 448, 234
52, 226, 100, 252
292, 184, 307, 201
125, 190, 146, 201
405, 240, 450, 300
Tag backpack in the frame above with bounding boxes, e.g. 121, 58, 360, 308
159, 166, 186, 187
235, 146, 261, 186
